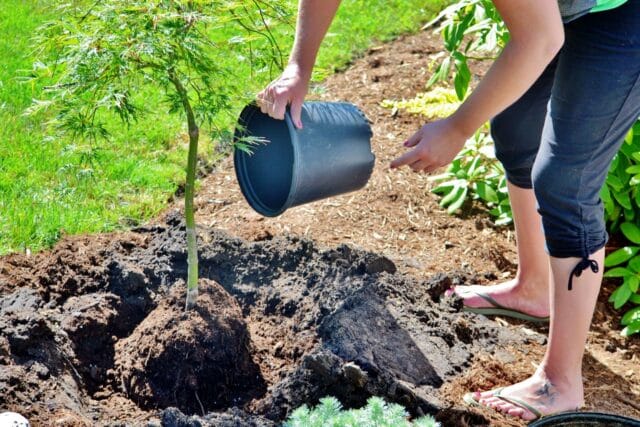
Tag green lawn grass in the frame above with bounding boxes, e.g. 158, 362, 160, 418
0, 0, 447, 255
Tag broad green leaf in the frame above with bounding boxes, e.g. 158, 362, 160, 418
629, 256, 640, 273
624, 128, 634, 144
447, 186, 468, 214
624, 208, 636, 222
621, 221, 640, 244
604, 267, 632, 277
607, 174, 623, 191
475, 181, 498, 204
621, 320, 640, 337
630, 294, 640, 304
604, 246, 639, 267
601, 185, 614, 214
613, 283, 633, 309
626, 275, 640, 293
495, 216, 512, 226
613, 191, 633, 210
439, 184, 462, 207
466, 155, 481, 177
432, 184, 454, 194
453, 54, 471, 101
621, 306, 640, 325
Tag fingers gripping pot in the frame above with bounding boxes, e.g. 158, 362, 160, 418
234, 102, 375, 217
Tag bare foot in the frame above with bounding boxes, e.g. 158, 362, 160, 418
467, 370, 584, 421
448, 277, 550, 319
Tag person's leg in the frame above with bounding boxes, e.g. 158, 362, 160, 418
474, 250, 603, 421
452, 59, 557, 319
470, 1, 640, 420
456, 182, 550, 318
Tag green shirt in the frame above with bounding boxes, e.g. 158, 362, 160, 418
592, 0, 628, 13
559, 0, 628, 22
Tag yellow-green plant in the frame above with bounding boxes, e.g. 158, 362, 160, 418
381, 87, 460, 121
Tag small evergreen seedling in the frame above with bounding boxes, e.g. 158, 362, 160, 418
284, 396, 440, 427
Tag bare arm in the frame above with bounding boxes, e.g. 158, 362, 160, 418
391, 0, 564, 171
451, 0, 564, 136
289, 0, 342, 78
257, 0, 341, 128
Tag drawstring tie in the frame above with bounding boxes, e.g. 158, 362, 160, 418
568, 258, 599, 291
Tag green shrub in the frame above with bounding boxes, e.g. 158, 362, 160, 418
284, 396, 439, 427
602, 123, 640, 336
430, 127, 511, 224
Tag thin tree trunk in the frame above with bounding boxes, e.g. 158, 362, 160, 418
169, 70, 199, 311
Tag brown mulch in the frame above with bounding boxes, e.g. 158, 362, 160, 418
189, 28, 640, 424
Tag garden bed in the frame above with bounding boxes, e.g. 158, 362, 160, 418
1, 27, 638, 427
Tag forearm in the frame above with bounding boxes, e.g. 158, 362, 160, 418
451, 0, 564, 137
288, 0, 341, 78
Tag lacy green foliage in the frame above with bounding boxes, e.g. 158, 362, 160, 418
425, 0, 507, 100
429, 128, 511, 224
284, 396, 439, 427
381, 88, 460, 121
26, 0, 292, 308
27, 0, 291, 151
602, 122, 640, 336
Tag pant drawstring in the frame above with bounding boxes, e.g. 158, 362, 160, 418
568, 258, 599, 291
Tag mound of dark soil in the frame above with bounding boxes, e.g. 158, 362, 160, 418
0, 210, 525, 426
113, 279, 265, 414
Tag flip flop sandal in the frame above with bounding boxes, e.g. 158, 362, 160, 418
457, 288, 550, 323
463, 387, 543, 421
493, 387, 544, 420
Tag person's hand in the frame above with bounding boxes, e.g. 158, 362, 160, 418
390, 117, 470, 173
257, 64, 310, 129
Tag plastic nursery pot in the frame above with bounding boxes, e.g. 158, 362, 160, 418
234, 101, 375, 217
529, 411, 640, 427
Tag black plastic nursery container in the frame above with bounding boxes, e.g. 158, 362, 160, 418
234, 101, 375, 217
529, 412, 640, 427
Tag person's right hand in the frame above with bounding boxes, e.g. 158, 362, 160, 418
257, 63, 309, 129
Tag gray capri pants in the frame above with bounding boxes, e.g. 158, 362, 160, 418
491, 0, 640, 281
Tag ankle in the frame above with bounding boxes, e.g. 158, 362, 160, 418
510, 273, 549, 299
535, 365, 583, 395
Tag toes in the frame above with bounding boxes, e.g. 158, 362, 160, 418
478, 394, 502, 404
494, 401, 511, 413
477, 389, 499, 399
507, 407, 525, 418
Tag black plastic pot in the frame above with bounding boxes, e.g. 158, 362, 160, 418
234, 102, 375, 217
529, 412, 640, 427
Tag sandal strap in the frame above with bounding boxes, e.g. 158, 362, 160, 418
494, 389, 544, 419
475, 291, 508, 310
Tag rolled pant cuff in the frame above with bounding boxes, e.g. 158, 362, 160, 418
505, 172, 533, 190
545, 234, 608, 259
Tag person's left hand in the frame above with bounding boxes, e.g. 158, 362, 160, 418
390, 117, 469, 173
